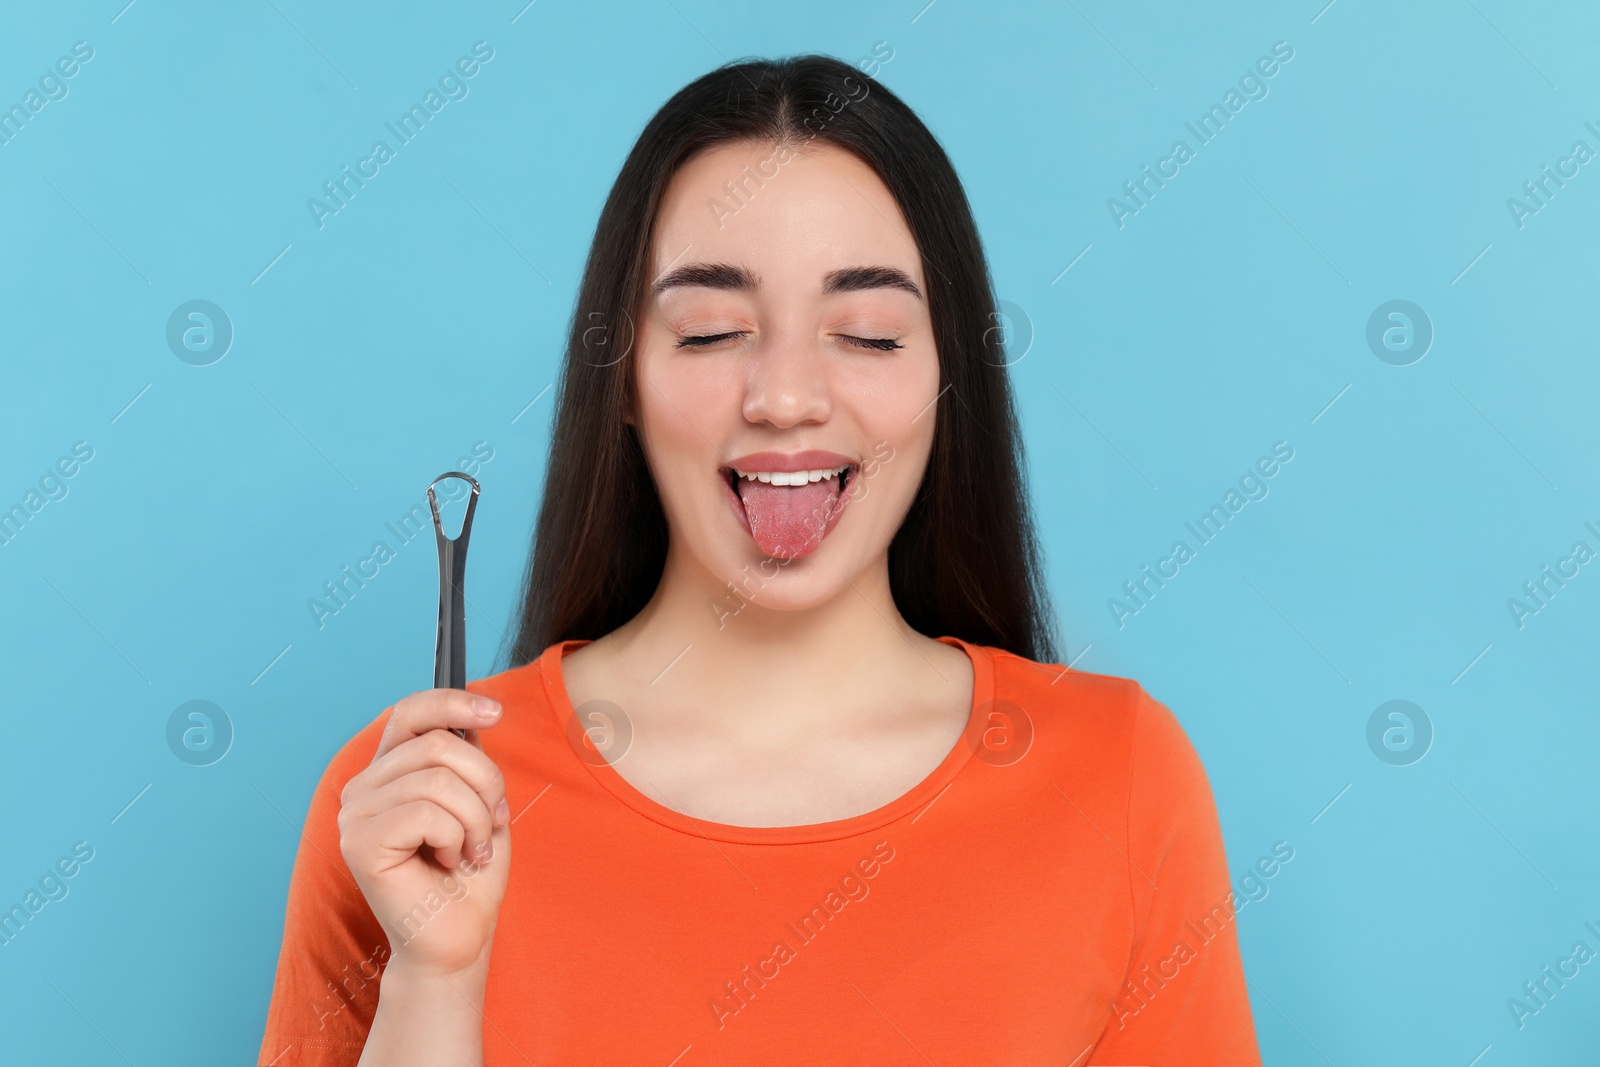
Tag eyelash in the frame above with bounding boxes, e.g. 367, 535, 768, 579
673, 331, 904, 352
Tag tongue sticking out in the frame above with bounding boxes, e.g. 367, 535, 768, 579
739, 476, 843, 559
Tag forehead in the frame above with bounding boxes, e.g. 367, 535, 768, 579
647, 140, 924, 296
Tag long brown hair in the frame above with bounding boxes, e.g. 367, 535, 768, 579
501, 53, 1059, 668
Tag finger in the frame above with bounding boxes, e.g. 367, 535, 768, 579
362, 799, 468, 871
347, 766, 496, 866
345, 728, 509, 828
373, 689, 502, 761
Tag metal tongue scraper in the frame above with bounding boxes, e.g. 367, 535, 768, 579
427, 471, 481, 739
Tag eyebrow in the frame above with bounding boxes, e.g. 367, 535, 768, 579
649, 262, 922, 301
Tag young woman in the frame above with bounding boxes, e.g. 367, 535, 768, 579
259, 54, 1261, 1066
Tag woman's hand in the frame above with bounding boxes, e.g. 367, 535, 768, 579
338, 689, 513, 981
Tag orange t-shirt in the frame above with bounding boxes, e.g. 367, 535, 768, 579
258, 636, 1261, 1065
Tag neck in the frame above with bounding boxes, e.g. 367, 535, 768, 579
593, 540, 953, 728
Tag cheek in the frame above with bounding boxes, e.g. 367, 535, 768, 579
633, 347, 738, 493
637, 346, 728, 434
847, 349, 940, 444
842, 352, 938, 504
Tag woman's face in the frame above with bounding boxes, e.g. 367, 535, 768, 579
628, 139, 939, 612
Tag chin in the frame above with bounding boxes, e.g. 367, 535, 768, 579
696, 526, 870, 619
716, 560, 853, 616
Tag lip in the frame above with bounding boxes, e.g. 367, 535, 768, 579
717, 450, 858, 558
721, 449, 855, 474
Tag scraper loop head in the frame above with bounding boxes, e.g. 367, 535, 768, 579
427, 471, 481, 545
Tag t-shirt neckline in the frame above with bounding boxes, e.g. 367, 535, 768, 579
537, 634, 994, 845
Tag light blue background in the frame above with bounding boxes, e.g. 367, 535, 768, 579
2, 1, 1596, 1063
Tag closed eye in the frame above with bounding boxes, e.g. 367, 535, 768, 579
674, 331, 744, 348
842, 335, 904, 351
673, 332, 903, 351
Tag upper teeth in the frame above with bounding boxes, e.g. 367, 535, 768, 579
732, 464, 848, 486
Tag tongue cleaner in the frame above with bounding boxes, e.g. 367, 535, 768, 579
427, 471, 481, 739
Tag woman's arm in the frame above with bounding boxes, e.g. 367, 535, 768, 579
1089, 685, 1263, 1065
357, 953, 491, 1067
258, 689, 512, 1066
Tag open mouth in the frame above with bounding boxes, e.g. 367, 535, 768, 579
722, 463, 852, 495
719, 462, 856, 560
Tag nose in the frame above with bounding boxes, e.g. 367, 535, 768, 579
741, 330, 833, 429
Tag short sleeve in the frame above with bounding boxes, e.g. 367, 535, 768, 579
257, 710, 394, 1067
1088, 686, 1262, 1065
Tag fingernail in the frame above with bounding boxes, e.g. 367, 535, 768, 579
494, 797, 510, 825
473, 696, 501, 719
